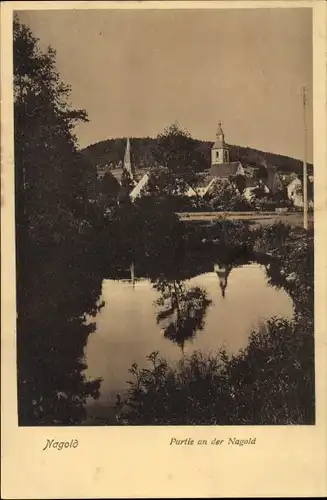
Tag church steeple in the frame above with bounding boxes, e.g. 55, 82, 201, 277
216, 121, 225, 144
123, 138, 133, 179
211, 121, 230, 165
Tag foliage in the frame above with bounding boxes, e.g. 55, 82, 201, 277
151, 123, 202, 177
118, 312, 314, 425
293, 178, 314, 202
82, 136, 313, 178
154, 279, 212, 349
253, 223, 314, 317
208, 179, 252, 211
232, 173, 246, 194
207, 217, 253, 249
251, 185, 293, 211
97, 172, 120, 205
252, 221, 293, 253
14, 16, 103, 425
116, 223, 314, 425
131, 123, 213, 208
120, 168, 135, 194
14, 16, 98, 242
103, 199, 186, 270
140, 165, 188, 201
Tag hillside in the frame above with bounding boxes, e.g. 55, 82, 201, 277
81, 137, 313, 177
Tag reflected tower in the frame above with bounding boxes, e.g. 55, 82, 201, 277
214, 263, 232, 298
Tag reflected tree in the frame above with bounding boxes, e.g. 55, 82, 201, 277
153, 279, 212, 350
17, 242, 105, 425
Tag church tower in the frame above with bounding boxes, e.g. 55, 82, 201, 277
211, 121, 230, 166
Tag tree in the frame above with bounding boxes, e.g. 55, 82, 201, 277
14, 15, 97, 243
154, 279, 212, 350
97, 172, 120, 202
120, 168, 135, 195
209, 179, 251, 211
149, 123, 199, 196
232, 174, 246, 194
14, 15, 102, 425
143, 166, 185, 198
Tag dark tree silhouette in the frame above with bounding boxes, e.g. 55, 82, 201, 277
14, 15, 103, 425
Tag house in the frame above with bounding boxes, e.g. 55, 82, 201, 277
191, 173, 218, 198
208, 122, 263, 201
243, 180, 269, 202
195, 177, 217, 198
129, 173, 150, 202
129, 170, 200, 202
287, 177, 303, 207
210, 122, 245, 179
184, 184, 199, 198
279, 171, 297, 184
211, 161, 245, 179
287, 174, 314, 208
211, 121, 230, 165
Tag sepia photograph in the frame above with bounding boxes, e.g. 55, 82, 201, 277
13, 6, 315, 428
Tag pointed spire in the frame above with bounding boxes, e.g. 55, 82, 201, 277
216, 121, 224, 139
123, 137, 133, 179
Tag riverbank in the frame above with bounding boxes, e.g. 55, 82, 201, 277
114, 222, 314, 425
178, 210, 314, 228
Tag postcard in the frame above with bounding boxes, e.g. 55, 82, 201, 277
1, 1, 326, 498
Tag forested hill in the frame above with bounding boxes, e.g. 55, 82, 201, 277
81, 137, 313, 176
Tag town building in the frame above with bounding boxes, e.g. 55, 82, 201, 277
124, 125, 312, 209
123, 137, 135, 180
286, 174, 314, 208
130, 172, 150, 202
210, 122, 245, 179
211, 121, 230, 165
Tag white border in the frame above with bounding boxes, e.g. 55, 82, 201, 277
1, 2, 326, 498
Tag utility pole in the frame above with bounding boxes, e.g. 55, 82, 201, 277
302, 86, 308, 230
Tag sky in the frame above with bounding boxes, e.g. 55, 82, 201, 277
17, 8, 313, 162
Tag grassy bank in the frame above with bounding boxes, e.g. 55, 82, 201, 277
179, 210, 314, 229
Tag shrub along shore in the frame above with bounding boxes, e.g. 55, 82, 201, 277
115, 221, 314, 425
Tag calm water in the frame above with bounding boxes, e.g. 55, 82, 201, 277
84, 262, 294, 423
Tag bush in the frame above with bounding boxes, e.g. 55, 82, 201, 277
253, 222, 313, 316
117, 314, 314, 425
207, 218, 253, 249
208, 179, 252, 211
252, 221, 293, 254
252, 189, 294, 212
114, 221, 314, 426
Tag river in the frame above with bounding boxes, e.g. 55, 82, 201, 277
83, 260, 294, 424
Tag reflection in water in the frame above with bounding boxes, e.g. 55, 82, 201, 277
213, 263, 232, 298
84, 260, 294, 422
17, 243, 104, 425
153, 278, 212, 350
130, 262, 135, 288
20, 239, 296, 426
